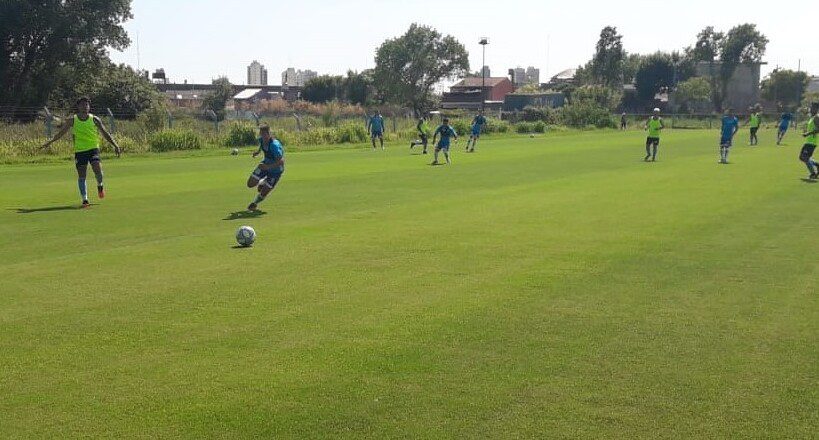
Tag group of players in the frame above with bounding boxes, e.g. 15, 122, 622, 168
41, 97, 819, 213
642, 104, 819, 178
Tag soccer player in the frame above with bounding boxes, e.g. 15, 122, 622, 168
246, 125, 285, 211
799, 102, 819, 180
410, 117, 431, 154
644, 108, 664, 162
748, 108, 761, 146
776, 110, 794, 145
719, 108, 740, 164
431, 118, 458, 165
465, 111, 486, 152
367, 110, 385, 150
621, 113, 628, 130
41, 96, 121, 208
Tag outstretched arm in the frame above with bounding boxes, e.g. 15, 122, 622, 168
94, 117, 121, 157
41, 117, 73, 149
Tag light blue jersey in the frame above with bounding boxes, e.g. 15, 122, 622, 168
368, 115, 384, 133
779, 113, 793, 131
259, 137, 284, 175
721, 116, 739, 145
435, 125, 457, 148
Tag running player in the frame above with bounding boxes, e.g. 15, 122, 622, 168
431, 118, 458, 165
367, 110, 385, 150
799, 103, 819, 180
719, 108, 740, 164
465, 111, 486, 153
621, 113, 628, 130
41, 96, 121, 208
410, 117, 431, 154
644, 108, 664, 162
748, 108, 761, 146
246, 125, 285, 211
776, 110, 794, 145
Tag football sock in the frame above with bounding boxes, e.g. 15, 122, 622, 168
652, 145, 658, 159
94, 170, 104, 187
253, 193, 267, 205
78, 178, 88, 201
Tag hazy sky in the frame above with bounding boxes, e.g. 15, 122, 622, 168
110, 0, 815, 85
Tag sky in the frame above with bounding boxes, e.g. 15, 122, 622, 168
110, 0, 816, 85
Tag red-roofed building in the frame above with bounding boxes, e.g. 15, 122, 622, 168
441, 77, 515, 110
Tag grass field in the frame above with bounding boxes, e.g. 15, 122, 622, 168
0, 129, 816, 438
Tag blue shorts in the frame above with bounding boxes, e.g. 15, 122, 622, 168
471, 127, 481, 137
251, 167, 283, 188
779, 125, 789, 133
720, 137, 733, 147
371, 130, 383, 139
436, 143, 450, 151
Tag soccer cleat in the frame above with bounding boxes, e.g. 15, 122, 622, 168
81, 200, 91, 209
469, 148, 475, 153
430, 160, 439, 165
97, 186, 105, 199
810, 172, 818, 180
247, 203, 258, 212
644, 155, 651, 162
422, 150, 428, 155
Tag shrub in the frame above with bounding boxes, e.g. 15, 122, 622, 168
560, 103, 616, 129
225, 122, 258, 147
336, 123, 369, 143
149, 129, 203, 152
533, 121, 547, 133
138, 105, 167, 132
515, 122, 535, 133
451, 119, 470, 137
484, 118, 510, 133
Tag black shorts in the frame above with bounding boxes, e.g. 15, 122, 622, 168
419, 134, 428, 143
74, 148, 101, 167
646, 137, 660, 146
800, 144, 816, 161
750, 127, 759, 136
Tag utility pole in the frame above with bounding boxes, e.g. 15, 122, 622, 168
480, 37, 489, 112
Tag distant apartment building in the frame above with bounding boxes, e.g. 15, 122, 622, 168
247, 61, 268, 86
282, 68, 318, 87
509, 67, 527, 86
809, 76, 819, 94
481, 65, 491, 78
525, 67, 540, 85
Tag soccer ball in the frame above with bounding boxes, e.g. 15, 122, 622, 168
231, 148, 239, 156
236, 226, 256, 247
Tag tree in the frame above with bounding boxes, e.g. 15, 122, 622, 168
718, 24, 768, 110
635, 53, 675, 103
342, 70, 374, 106
761, 69, 809, 110
572, 85, 622, 112
590, 26, 625, 88
622, 54, 644, 84
202, 77, 233, 121
673, 77, 712, 113
49, 59, 162, 118
689, 27, 724, 63
302, 75, 344, 103
0, 0, 133, 119
374, 24, 469, 116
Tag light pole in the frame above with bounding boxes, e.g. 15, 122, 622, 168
479, 37, 489, 112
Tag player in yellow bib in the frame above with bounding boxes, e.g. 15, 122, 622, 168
800, 102, 819, 180
644, 108, 664, 162
42, 97, 121, 208
747, 108, 762, 146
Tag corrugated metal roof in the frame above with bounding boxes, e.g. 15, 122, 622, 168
233, 88, 263, 100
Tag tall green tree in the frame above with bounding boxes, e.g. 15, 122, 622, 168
0, 0, 132, 119
202, 77, 233, 121
673, 77, 712, 113
302, 75, 344, 103
374, 24, 469, 116
343, 70, 374, 106
634, 52, 695, 106
590, 26, 625, 88
761, 69, 809, 109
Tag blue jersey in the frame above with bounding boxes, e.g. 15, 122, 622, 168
779, 113, 793, 129
435, 125, 457, 147
259, 138, 284, 175
721, 116, 739, 140
368, 115, 384, 133
472, 115, 486, 129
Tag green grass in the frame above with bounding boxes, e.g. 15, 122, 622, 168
0, 129, 816, 438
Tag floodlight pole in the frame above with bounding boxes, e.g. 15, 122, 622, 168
480, 37, 489, 112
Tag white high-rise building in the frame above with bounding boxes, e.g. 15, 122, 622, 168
509, 67, 527, 86
247, 60, 268, 86
481, 66, 491, 78
281, 68, 318, 87
525, 67, 540, 85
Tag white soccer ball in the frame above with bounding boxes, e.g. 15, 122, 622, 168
231, 148, 239, 156
236, 226, 256, 247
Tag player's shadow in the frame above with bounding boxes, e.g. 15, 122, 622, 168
13, 205, 84, 214
223, 210, 267, 221
801, 179, 818, 184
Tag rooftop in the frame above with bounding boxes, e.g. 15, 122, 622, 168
452, 77, 511, 88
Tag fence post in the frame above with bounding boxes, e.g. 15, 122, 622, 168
106, 108, 116, 134
392, 115, 397, 133
167, 109, 173, 129
206, 109, 219, 132
44, 107, 53, 138
252, 112, 260, 126
293, 113, 302, 132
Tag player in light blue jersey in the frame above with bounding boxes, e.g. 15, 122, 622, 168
431, 118, 458, 165
776, 110, 794, 145
367, 110, 385, 150
465, 112, 487, 153
246, 125, 285, 211
719, 109, 740, 164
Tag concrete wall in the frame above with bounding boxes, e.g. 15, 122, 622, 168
696, 62, 762, 111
